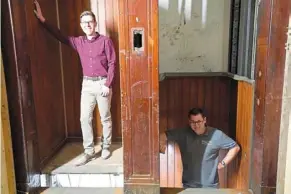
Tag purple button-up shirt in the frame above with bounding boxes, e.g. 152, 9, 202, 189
41, 21, 116, 88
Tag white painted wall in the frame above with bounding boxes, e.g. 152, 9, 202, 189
159, 0, 231, 73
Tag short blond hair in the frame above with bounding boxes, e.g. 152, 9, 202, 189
80, 11, 96, 22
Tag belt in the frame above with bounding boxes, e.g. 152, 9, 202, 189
83, 76, 106, 81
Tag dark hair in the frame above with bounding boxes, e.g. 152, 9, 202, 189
80, 11, 96, 22
188, 108, 206, 118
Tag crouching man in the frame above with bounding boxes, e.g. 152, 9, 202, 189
160, 108, 240, 188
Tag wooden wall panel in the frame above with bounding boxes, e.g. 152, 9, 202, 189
28, 0, 67, 165
1, 52, 17, 194
159, 76, 237, 188
228, 81, 254, 189
57, 0, 90, 139
94, 0, 122, 141
251, 0, 291, 193
2, 0, 42, 191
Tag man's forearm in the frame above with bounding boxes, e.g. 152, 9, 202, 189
222, 144, 240, 165
104, 63, 116, 88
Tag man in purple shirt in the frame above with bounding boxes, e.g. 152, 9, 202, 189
34, 1, 116, 166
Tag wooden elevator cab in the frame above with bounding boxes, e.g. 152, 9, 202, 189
2, 0, 122, 192
2, 0, 291, 193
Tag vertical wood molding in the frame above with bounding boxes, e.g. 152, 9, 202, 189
1, 51, 16, 194
2, 0, 41, 191
228, 81, 254, 189
252, 0, 291, 193
119, 0, 160, 192
93, 0, 122, 141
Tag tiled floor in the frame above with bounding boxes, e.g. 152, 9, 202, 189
41, 142, 123, 187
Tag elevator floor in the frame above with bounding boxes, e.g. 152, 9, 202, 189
40, 142, 123, 188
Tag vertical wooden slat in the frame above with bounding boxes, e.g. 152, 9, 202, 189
159, 80, 168, 187
104, 0, 122, 141
252, 0, 291, 192
2, 0, 41, 191
91, 0, 122, 141
204, 78, 213, 124
189, 77, 198, 109
197, 78, 205, 108
212, 77, 220, 129
1, 52, 16, 194
174, 79, 183, 187
167, 79, 177, 187
228, 81, 254, 189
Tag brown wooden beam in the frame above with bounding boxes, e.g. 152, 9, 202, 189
118, 0, 160, 193
252, 0, 291, 193
1, 51, 17, 194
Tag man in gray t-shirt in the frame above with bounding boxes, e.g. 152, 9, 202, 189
160, 108, 240, 188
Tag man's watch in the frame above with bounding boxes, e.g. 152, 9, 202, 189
220, 161, 226, 167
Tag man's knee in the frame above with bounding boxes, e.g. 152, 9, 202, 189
80, 115, 93, 123
99, 110, 112, 122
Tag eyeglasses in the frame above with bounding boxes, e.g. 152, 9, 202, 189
189, 120, 204, 125
80, 21, 95, 25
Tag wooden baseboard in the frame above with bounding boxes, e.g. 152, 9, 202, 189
66, 136, 123, 143
261, 186, 276, 194
39, 139, 67, 169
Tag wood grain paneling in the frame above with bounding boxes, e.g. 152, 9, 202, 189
93, 0, 122, 141
57, 0, 90, 139
28, 0, 67, 165
159, 76, 237, 188
228, 81, 254, 189
2, 0, 41, 191
1, 52, 16, 194
119, 0, 160, 192
251, 0, 291, 192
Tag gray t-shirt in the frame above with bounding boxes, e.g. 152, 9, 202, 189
165, 126, 237, 188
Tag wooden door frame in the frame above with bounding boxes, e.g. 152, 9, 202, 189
118, 0, 290, 193
1, 51, 17, 194
118, 0, 160, 193
251, 0, 291, 193
117, 0, 256, 192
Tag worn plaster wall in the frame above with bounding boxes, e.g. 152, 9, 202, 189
159, 0, 231, 73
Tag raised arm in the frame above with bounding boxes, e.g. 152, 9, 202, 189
33, 0, 76, 48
